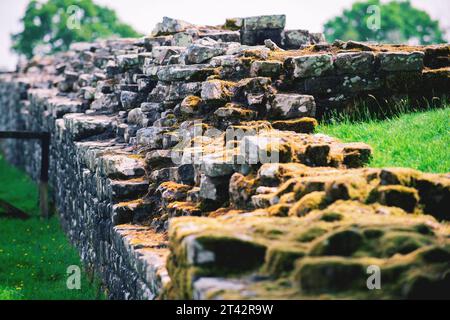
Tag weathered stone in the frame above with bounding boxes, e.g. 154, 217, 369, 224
152, 46, 185, 65
201, 80, 235, 101
171, 32, 195, 47
180, 96, 202, 115
201, 154, 234, 178
117, 54, 140, 70
270, 94, 316, 119
292, 54, 334, 78
98, 154, 146, 179
214, 104, 256, 121
157, 64, 215, 82
110, 179, 149, 201
64, 113, 116, 140
302, 75, 382, 95
378, 52, 424, 72
120, 91, 142, 110
145, 149, 173, 169
272, 118, 318, 133
334, 52, 375, 74
241, 29, 283, 46
250, 60, 283, 77
241, 15, 286, 31
201, 31, 240, 43
2, 13, 450, 302
136, 127, 168, 149
178, 164, 196, 185
127, 108, 148, 127
232, 77, 273, 103
184, 44, 226, 64
167, 82, 202, 101
199, 175, 229, 202
282, 30, 313, 48
152, 17, 194, 36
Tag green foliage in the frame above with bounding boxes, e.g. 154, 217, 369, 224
324, 0, 445, 45
11, 0, 142, 58
0, 156, 102, 300
319, 107, 450, 173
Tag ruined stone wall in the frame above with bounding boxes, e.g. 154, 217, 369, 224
1, 15, 449, 300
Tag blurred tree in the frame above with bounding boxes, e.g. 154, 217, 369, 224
324, 0, 445, 45
11, 0, 142, 58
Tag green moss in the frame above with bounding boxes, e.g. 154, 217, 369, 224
325, 176, 370, 203
167, 201, 450, 299
276, 179, 298, 198
362, 228, 385, 239
253, 226, 285, 239
418, 245, 450, 263
367, 185, 419, 213
272, 117, 318, 134
403, 273, 450, 300
413, 223, 435, 236
415, 174, 450, 220
196, 234, 267, 273
379, 168, 421, 186
295, 257, 369, 294
310, 228, 364, 257
264, 246, 306, 276
224, 18, 241, 31
380, 231, 432, 257
288, 191, 326, 217
296, 227, 328, 243
267, 204, 291, 217
320, 212, 343, 222
302, 144, 330, 167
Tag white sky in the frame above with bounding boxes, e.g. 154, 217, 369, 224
1, 0, 449, 70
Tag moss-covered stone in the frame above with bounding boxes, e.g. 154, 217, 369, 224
167, 200, 450, 299
310, 228, 364, 257
380, 231, 432, 257
295, 257, 369, 294
367, 185, 419, 213
271, 117, 318, 134
415, 174, 450, 220
267, 204, 291, 217
288, 191, 326, 217
264, 246, 306, 276
296, 227, 328, 242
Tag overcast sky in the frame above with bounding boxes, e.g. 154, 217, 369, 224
1, 0, 449, 70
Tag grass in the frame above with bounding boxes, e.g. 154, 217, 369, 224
0, 154, 102, 300
319, 107, 450, 173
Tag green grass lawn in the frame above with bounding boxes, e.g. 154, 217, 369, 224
319, 107, 450, 173
0, 155, 101, 300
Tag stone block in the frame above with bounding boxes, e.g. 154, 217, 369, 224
270, 94, 316, 119
378, 51, 424, 72
292, 54, 334, 78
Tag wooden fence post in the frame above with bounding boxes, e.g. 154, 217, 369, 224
0, 131, 51, 219
40, 133, 50, 219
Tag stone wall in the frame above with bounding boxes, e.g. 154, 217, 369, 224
1, 15, 449, 300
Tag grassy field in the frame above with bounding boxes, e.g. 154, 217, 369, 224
319, 107, 450, 173
0, 155, 101, 300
